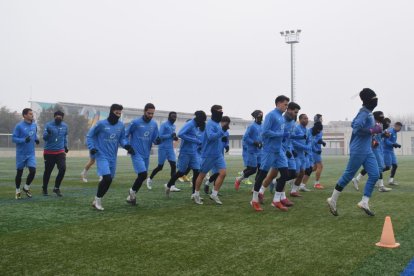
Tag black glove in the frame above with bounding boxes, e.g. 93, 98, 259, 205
171, 132, 177, 138
286, 151, 292, 159
316, 150, 322, 155
25, 136, 31, 143
124, 145, 135, 155
90, 148, 98, 155
64, 146, 69, 153
304, 151, 308, 156
222, 125, 230, 131
47, 128, 51, 135
303, 134, 307, 140
173, 136, 179, 141
35, 139, 40, 145
292, 150, 298, 158
317, 139, 327, 147
222, 136, 228, 143
393, 143, 401, 149
253, 141, 262, 149
225, 146, 230, 153
154, 137, 161, 145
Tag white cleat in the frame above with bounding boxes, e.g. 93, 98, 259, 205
92, 197, 104, 211
126, 189, 137, 205
378, 186, 392, 192
146, 178, 153, 190
299, 184, 311, 192
357, 201, 375, 216
192, 194, 203, 205
164, 184, 170, 197
81, 173, 88, 183
352, 178, 359, 191
170, 185, 181, 192
327, 197, 338, 216
209, 194, 223, 205
388, 181, 399, 186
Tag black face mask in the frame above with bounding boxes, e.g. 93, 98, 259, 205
211, 110, 223, 123
383, 122, 390, 129
108, 112, 120, 125
255, 116, 263, 125
364, 98, 378, 111
198, 121, 206, 131
54, 118, 62, 125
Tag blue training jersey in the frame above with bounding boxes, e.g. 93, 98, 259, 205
349, 107, 375, 154
201, 119, 226, 158
126, 117, 159, 158
158, 120, 176, 150
292, 124, 311, 155
86, 119, 128, 160
178, 119, 201, 154
12, 120, 38, 156
383, 128, 398, 152
43, 121, 68, 151
262, 108, 285, 152
243, 122, 262, 154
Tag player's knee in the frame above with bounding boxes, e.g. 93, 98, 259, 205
102, 174, 112, 184
138, 171, 148, 180
28, 167, 36, 175
16, 169, 24, 177
157, 164, 164, 170
220, 170, 227, 178
392, 164, 398, 169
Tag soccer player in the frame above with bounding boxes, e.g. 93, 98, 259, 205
42, 111, 69, 197
165, 111, 207, 197
383, 121, 402, 185
87, 104, 133, 211
234, 110, 263, 191
352, 111, 392, 192
312, 115, 326, 189
146, 112, 179, 190
250, 95, 291, 212
12, 108, 39, 199
193, 105, 229, 205
327, 88, 380, 216
126, 103, 160, 206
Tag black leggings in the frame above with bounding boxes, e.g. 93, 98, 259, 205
15, 167, 36, 189
149, 161, 177, 179
43, 153, 66, 190
243, 166, 257, 179
97, 174, 112, 198
132, 172, 148, 192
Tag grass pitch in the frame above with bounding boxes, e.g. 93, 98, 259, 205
0, 155, 413, 275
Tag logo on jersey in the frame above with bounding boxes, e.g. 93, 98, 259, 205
144, 131, 150, 137
110, 133, 117, 139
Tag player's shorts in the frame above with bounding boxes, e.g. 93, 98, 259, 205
16, 154, 36, 170
200, 156, 226, 174
246, 152, 260, 168
131, 155, 150, 174
96, 157, 117, 178
288, 156, 296, 170
260, 149, 288, 172
178, 152, 200, 172
313, 152, 322, 164
383, 151, 397, 167
158, 148, 176, 164
295, 154, 307, 172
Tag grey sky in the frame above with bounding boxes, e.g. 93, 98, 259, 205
1, 0, 413, 122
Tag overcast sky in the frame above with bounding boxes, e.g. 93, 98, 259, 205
0, 0, 413, 122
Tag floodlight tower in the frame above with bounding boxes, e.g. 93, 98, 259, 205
280, 29, 301, 102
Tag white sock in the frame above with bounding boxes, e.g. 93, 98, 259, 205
331, 189, 341, 202
300, 183, 305, 188
24, 184, 30, 190
281, 192, 287, 200
81, 169, 87, 175
389, 177, 394, 183
315, 180, 320, 185
356, 173, 362, 181
259, 186, 266, 194
378, 179, 384, 187
252, 191, 259, 202
171, 185, 176, 188
273, 192, 282, 202
16, 188, 20, 193
291, 185, 298, 193
361, 196, 369, 204
130, 188, 136, 194
237, 175, 245, 181
212, 189, 218, 196
195, 191, 200, 196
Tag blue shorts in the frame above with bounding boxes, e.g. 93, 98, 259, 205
295, 154, 306, 172
89, 152, 96, 160
178, 152, 200, 172
306, 154, 314, 168
131, 155, 150, 174
313, 153, 322, 164
288, 156, 296, 170
200, 156, 226, 174
242, 146, 248, 167
158, 148, 176, 164
16, 154, 36, 170
384, 151, 397, 166
246, 152, 260, 168
373, 148, 385, 170
96, 157, 117, 178
260, 149, 288, 172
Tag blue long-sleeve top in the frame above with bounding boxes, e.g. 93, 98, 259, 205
178, 119, 201, 154
12, 120, 38, 156
383, 128, 398, 152
221, 130, 230, 154
262, 108, 285, 152
282, 115, 304, 153
311, 131, 324, 153
158, 120, 176, 150
86, 119, 128, 160
126, 117, 159, 158
201, 119, 226, 158
43, 121, 68, 151
348, 107, 375, 154
242, 122, 262, 154
292, 124, 311, 155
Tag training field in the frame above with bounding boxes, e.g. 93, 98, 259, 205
0, 155, 413, 275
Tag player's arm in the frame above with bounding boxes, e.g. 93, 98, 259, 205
262, 114, 284, 138
205, 123, 225, 141
178, 123, 200, 144
352, 111, 374, 136
12, 124, 25, 144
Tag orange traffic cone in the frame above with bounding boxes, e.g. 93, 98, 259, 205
376, 216, 400, 248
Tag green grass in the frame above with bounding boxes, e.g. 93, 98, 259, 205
0, 155, 413, 275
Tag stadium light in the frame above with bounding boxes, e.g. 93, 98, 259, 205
280, 29, 302, 102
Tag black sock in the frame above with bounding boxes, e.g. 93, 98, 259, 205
390, 164, 398, 178
168, 161, 177, 178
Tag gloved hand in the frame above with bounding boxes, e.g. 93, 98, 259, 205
318, 139, 326, 147
171, 132, 177, 138
222, 125, 230, 132
222, 136, 228, 143
124, 145, 135, 155
173, 136, 179, 141
225, 146, 229, 153
35, 139, 40, 145
370, 124, 383, 134
47, 128, 52, 135
90, 148, 98, 155
316, 150, 322, 155
154, 137, 161, 145
292, 150, 298, 158
372, 139, 379, 148
64, 146, 69, 153
393, 143, 401, 149
303, 134, 307, 140
25, 136, 31, 143
286, 151, 292, 159
253, 141, 262, 149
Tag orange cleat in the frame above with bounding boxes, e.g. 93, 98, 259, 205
258, 193, 264, 204
281, 198, 294, 207
271, 201, 288, 211
250, 201, 263, 212
290, 192, 302, 197
314, 183, 324, 190
234, 178, 241, 191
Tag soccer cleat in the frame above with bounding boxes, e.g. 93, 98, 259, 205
209, 194, 222, 205
327, 197, 338, 216
357, 201, 375, 216
271, 201, 288, 211
164, 184, 170, 198
234, 178, 241, 191
258, 193, 264, 204
15, 192, 21, 200
388, 181, 398, 186
290, 192, 302, 197
314, 183, 324, 190
178, 177, 185, 183
126, 190, 137, 205
182, 175, 191, 182
193, 194, 203, 205
190, 194, 204, 201
280, 198, 294, 207
250, 201, 263, 212
53, 188, 63, 197
245, 179, 253, 185
378, 186, 392, 192
92, 198, 104, 211
299, 185, 311, 192
42, 188, 48, 196
146, 178, 153, 190
81, 173, 88, 183
204, 183, 210, 194
23, 187, 32, 198
170, 185, 181, 192
352, 178, 359, 191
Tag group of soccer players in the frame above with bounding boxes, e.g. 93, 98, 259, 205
12, 89, 402, 215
